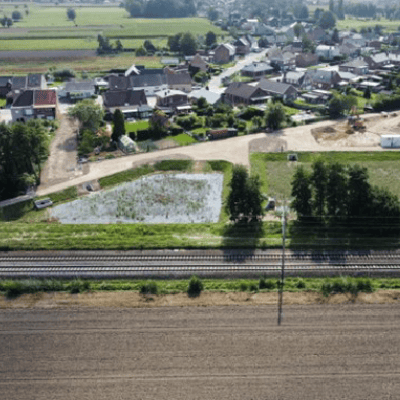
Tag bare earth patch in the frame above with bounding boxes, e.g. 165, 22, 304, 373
1, 290, 400, 309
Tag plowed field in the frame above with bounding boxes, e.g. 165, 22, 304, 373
1, 304, 400, 399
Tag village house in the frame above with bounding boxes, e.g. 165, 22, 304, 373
233, 37, 251, 55
11, 89, 57, 123
302, 70, 341, 90
268, 49, 296, 71
212, 43, 235, 64
241, 62, 274, 79
295, 53, 318, 68
283, 71, 305, 86
155, 89, 190, 112
102, 89, 149, 119
6, 74, 47, 105
339, 59, 369, 75
166, 72, 192, 93
189, 88, 221, 105
223, 82, 270, 105
363, 53, 392, 70
258, 78, 298, 100
315, 45, 340, 60
0, 76, 11, 97
189, 54, 208, 73
59, 80, 96, 100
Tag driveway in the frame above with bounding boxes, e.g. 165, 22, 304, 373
38, 115, 83, 192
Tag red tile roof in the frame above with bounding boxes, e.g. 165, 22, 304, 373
34, 90, 57, 107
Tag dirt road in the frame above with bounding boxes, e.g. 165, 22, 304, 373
39, 116, 84, 191
1, 304, 399, 399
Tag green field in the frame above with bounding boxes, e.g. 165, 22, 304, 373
250, 152, 400, 201
337, 17, 400, 33
0, 6, 223, 51
124, 120, 150, 133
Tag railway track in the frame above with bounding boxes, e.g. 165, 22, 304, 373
1, 250, 400, 278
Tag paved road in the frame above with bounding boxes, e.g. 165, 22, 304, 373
1, 304, 399, 399
208, 50, 268, 93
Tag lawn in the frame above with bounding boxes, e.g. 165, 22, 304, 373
171, 133, 198, 146
124, 120, 149, 133
250, 152, 400, 201
0, 98, 6, 108
337, 17, 400, 33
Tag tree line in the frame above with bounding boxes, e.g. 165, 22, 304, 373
0, 120, 52, 201
124, 0, 196, 18
291, 160, 400, 234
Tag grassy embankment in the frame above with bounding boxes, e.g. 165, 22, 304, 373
3, 153, 400, 251
2, 276, 400, 299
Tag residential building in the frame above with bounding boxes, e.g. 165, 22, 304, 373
189, 88, 221, 105
0, 76, 11, 97
295, 53, 318, 68
11, 89, 57, 122
166, 72, 192, 92
302, 70, 341, 89
102, 89, 150, 119
241, 62, 274, 79
258, 78, 298, 100
339, 59, 369, 75
223, 82, 270, 105
189, 54, 208, 73
283, 71, 305, 86
234, 37, 251, 55
60, 80, 96, 100
315, 45, 340, 60
212, 43, 235, 64
363, 53, 392, 70
155, 89, 189, 111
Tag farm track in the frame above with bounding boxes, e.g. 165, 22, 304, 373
2, 250, 400, 278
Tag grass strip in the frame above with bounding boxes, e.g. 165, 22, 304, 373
1, 276, 399, 299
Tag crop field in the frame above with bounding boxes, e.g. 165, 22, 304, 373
51, 173, 224, 224
251, 152, 400, 200
0, 6, 223, 51
2, 305, 400, 399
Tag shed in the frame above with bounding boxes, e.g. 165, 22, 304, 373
119, 135, 137, 153
381, 135, 400, 148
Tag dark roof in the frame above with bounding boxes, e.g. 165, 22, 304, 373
12, 90, 33, 107
0, 76, 11, 87
34, 90, 57, 106
258, 79, 296, 95
12, 76, 27, 89
166, 72, 191, 85
103, 89, 147, 108
129, 74, 167, 88
140, 68, 165, 75
225, 82, 261, 99
304, 69, 340, 83
27, 74, 43, 88
65, 80, 95, 92
108, 75, 129, 91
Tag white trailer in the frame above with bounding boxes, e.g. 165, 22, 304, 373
381, 135, 400, 148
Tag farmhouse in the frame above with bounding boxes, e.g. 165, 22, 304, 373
11, 89, 57, 122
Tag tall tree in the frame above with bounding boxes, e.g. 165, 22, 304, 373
112, 109, 125, 142
265, 102, 286, 130
311, 160, 328, 221
67, 8, 76, 21
332, 28, 339, 43
205, 31, 217, 47
180, 32, 197, 55
226, 165, 263, 224
347, 164, 371, 219
337, 0, 345, 20
329, 0, 335, 14
326, 163, 348, 220
68, 99, 104, 133
318, 11, 336, 29
291, 166, 312, 219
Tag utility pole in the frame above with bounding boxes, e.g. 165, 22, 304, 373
278, 201, 286, 325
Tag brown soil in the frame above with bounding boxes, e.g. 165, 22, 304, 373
1, 290, 400, 309
2, 303, 400, 399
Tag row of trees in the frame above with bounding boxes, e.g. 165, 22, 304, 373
0, 121, 51, 201
125, 0, 196, 18
291, 161, 400, 232
168, 32, 198, 55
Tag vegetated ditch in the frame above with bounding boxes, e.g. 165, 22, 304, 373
1, 277, 400, 308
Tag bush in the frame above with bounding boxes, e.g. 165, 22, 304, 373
187, 275, 203, 297
259, 277, 276, 290
139, 281, 158, 295
239, 281, 248, 291
53, 68, 75, 81
296, 279, 306, 289
248, 282, 258, 292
